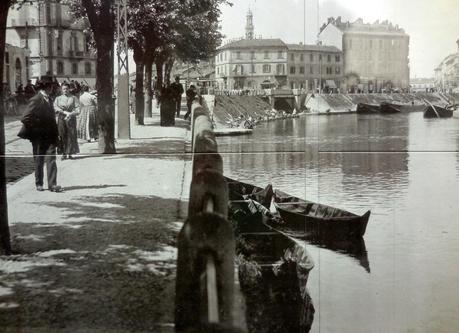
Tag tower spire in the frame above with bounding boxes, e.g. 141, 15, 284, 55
245, 9, 254, 40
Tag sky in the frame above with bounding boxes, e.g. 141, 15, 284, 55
218, 0, 459, 78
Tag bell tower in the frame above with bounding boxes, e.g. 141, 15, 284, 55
245, 9, 254, 39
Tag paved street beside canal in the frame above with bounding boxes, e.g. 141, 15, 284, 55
0, 112, 195, 332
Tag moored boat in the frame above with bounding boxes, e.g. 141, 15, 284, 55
272, 190, 371, 239
423, 104, 454, 118
225, 176, 273, 208
356, 103, 381, 114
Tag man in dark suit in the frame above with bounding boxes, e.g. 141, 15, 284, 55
18, 81, 63, 192
170, 76, 184, 117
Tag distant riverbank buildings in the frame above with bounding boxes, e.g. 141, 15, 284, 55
214, 10, 344, 92
319, 17, 410, 92
6, 0, 96, 87
434, 39, 459, 93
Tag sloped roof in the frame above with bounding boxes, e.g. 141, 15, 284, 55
287, 44, 341, 53
219, 38, 287, 50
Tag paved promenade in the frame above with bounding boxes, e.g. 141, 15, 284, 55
0, 110, 194, 332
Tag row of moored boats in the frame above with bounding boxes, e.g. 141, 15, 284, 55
356, 101, 457, 118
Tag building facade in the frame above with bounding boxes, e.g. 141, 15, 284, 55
434, 39, 459, 93
287, 43, 343, 91
6, 0, 96, 86
319, 17, 410, 92
3, 43, 30, 94
215, 38, 288, 90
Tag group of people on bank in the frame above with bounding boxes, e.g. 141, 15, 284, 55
17, 80, 98, 192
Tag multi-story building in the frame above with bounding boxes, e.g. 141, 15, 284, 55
215, 38, 288, 90
6, 0, 96, 86
434, 39, 459, 93
214, 10, 288, 90
287, 43, 343, 91
3, 43, 30, 93
319, 17, 410, 92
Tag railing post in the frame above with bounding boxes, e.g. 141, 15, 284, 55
175, 97, 237, 332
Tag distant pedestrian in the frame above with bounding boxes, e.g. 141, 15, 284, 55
184, 84, 197, 120
170, 76, 184, 117
54, 83, 80, 160
77, 85, 98, 142
17, 81, 63, 192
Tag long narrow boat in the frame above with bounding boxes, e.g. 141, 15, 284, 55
423, 104, 454, 118
225, 176, 273, 208
272, 190, 371, 239
380, 101, 403, 114
356, 103, 381, 114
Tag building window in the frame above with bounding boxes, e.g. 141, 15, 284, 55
5, 52, 9, 64
290, 66, 296, 74
300, 54, 304, 61
251, 51, 255, 59
240, 65, 244, 75
335, 55, 340, 62
319, 54, 322, 61
379, 39, 382, 48
309, 53, 313, 62
310, 65, 313, 74
278, 51, 283, 59
327, 54, 331, 62
335, 67, 341, 74
349, 39, 352, 49
220, 53, 223, 61
72, 63, 78, 75
217, 67, 219, 75
236, 51, 241, 59
299, 66, 305, 74
57, 61, 64, 74
290, 53, 294, 61
276, 64, 284, 74
85, 62, 91, 75
264, 51, 270, 59
251, 64, 256, 73
262, 64, 271, 73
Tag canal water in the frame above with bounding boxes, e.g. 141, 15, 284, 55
218, 113, 459, 333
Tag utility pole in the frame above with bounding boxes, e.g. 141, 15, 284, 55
115, 0, 130, 139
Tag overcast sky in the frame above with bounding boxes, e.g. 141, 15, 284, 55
218, 0, 459, 78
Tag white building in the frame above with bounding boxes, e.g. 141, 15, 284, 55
3, 43, 30, 93
6, 0, 96, 86
319, 17, 410, 92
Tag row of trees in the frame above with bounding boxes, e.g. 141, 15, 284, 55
0, 0, 230, 254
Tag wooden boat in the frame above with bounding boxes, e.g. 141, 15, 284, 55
237, 231, 315, 332
225, 176, 273, 209
272, 190, 371, 239
380, 101, 403, 114
423, 104, 454, 118
356, 103, 381, 114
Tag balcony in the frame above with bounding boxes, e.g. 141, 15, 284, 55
9, 18, 39, 27
68, 50, 86, 58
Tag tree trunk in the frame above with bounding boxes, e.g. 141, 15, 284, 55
133, 45, 145, 125
156, 60, 164, 89
165, 56, 175, 85
0, 0, 12, 255
82, 0, 116, 154
144, 54, 154, 118
95, 34, 116, 153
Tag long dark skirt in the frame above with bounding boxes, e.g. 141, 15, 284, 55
58, 115, 80, 156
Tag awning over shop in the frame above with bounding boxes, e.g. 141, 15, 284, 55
325, 80, 337, 88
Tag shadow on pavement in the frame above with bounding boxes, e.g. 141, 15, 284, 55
1, 194, 188, 332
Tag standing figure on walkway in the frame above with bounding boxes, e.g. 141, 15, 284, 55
54, 83, 80, 160
184, 84, 197, 120
17, 81, 62, 192
77, 85, 98, 142
170, 76, 184, 117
